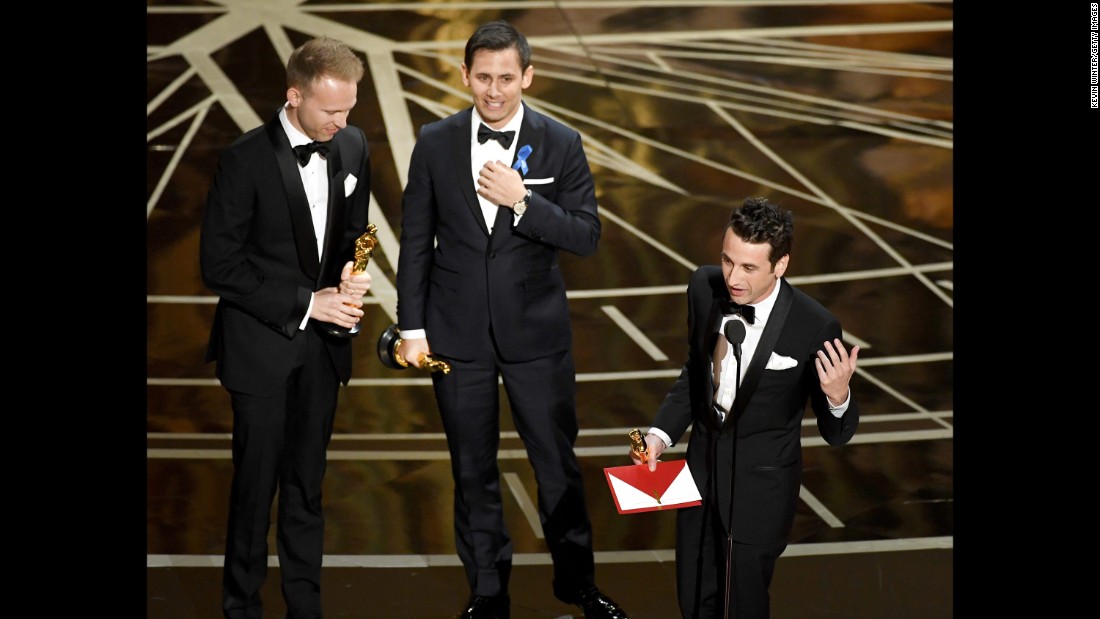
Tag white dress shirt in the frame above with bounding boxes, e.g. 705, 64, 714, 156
713, 280, 782, 419
278, 105, 329, 329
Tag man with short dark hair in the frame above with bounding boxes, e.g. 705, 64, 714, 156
633, 197, 860, 619
394, 19, 628, 619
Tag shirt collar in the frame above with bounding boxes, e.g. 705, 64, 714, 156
279, 105, 312, 148
471, 104, 524, 144
746, 277, 782, 326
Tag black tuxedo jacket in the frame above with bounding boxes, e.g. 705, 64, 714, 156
200, 112, 372, 394
395, 103, 599, 362
652, 266, 858, 543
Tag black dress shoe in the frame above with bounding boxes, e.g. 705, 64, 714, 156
575, 586, 629, 619
456, 594, 510, 619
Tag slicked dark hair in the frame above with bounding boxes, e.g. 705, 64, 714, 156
727, 196, 794, 266
464, 19, 531, 70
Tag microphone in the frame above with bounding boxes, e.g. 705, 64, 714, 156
723, 319, 746, 362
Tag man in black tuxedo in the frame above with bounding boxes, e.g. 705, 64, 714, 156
632, 197, 860, 619
393, 19, 628, 619
200, 36, 373, 619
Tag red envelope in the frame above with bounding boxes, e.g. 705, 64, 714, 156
603, 460, 702, 514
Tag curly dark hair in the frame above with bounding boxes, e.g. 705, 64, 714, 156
727, 197, 793, 266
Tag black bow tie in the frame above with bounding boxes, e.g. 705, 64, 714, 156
722, 299, 756, 324
477, 123, 516, 149
292, 140, 330, 167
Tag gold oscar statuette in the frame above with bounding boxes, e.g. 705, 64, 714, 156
628, 428, 649, 464
376, 323, 452, 374
352, 225, 378, 272
324, 223, 378, 338
395, 339, 452, 374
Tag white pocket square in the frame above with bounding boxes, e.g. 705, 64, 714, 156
765, 352, 797, 370
344, 173, 357, 197
523, 177, 554, 185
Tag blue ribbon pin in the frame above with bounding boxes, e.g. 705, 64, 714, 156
512, 144, 532, 176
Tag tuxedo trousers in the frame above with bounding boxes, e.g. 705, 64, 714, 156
675, 497, 787, 619
432, 347, 596, 603
222, 327, 340, 619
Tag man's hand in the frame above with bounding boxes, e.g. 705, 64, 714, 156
313, 261, 372, 328
396, 337, 431, 369
476, 160, 526, 208
628, 434, 668, 472
311, 287, 364, 327
338, 260, 373, 298
815, 338, 859, 406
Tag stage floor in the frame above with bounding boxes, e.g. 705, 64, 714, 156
147, 2, 953, 617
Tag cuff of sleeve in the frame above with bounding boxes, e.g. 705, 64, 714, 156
300, 293, 315, 331
827, 387, 851, 418
648, 427, 673, 449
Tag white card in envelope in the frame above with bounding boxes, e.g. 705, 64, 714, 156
603, 460, 702, 514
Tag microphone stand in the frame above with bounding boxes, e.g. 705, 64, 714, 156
722, 328, 743, 619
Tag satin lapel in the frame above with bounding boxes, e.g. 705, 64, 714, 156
511, 103, 545, 175
450, 111, 490, 237
724, 279, 793, 430
318, 142, 346, 286
700, 295, 725, 432
266, 119, 321, 281
704, 296, 724, 394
